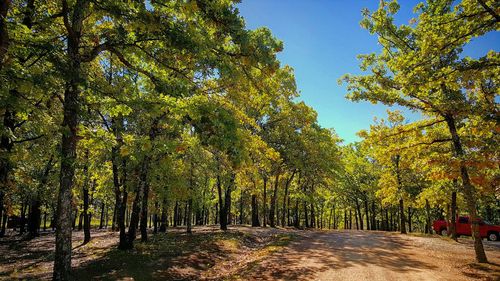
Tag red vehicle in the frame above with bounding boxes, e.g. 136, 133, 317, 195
433, 216, 500, 241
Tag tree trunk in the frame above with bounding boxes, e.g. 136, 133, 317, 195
159, 199, 167, 232
217, 172, 235, 231
251, 194, 260, 227
445, 115, 487, 262
355, 200, 363, 230
239, 190, 244, 224
399, 199, 406, 234
99, 202, 105, 229
140, 120, 157, 241
449, 189, 458, 241
371, 201, 376, 231
310, 202, 315, 228
27, 199, 41, 238
269, 172, 280, 227
349, 209, 352, 229
173, 201, 178, 227
354, 208, 359, 230
139, 158, 151, 242
53, 2, 90, 278
262, 176, 267, 227
304, 201, 309, 228
281, 170, 295, 227
153, 201, 158, 233
364, 197, 370, 230
0, 0, 11, 70
425, 199, 432, 234
118, 161, 128, 249
186, 199, 193, 234
408, 207, 412, 233
126, 179, 143, 249
82, 151, 91, 244
1, 211, 6, 235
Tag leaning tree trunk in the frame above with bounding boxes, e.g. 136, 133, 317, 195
126, 176, 143, 249
445, 115, 487, 263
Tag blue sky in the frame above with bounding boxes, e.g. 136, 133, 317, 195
237, 0, 499, 143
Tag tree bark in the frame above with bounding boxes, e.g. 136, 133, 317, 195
371, 201, 376, 231
251, 194, 260, 226
269, 172, 280, 227
186, 199, 193, 234
0, 107, 15, 238
159, 200, 167, 232
28, 156, 53, 239
364, 196, 370, 230
0, 0, 11, 70
139, 157, 151, 242
239, 190, 244, 225
262, 175, 267, 227
445, 115, 487, 262
99, 202, 105, 229
354, 208, 359, 230
425, 199, 432, 234
355, 199, 363, 230
53, 1, 90, 278
118, 160, 128, 249
126, 176, 143, 249
399, 199, 406, 234
281, 170, 295, 227
304, 201, 309, 228
449, 189, 458, 241
407, 207, 412, 233
82, 150, 91, 244
217, 171, 235, 231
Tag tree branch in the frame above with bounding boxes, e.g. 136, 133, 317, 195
12, 134, 45, 144
477, 0, 500, 22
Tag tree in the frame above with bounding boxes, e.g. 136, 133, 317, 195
341, 0, 498, 262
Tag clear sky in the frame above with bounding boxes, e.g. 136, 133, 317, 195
237, 0, 499, 144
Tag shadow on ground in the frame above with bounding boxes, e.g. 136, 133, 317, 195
237, 231, 438, 280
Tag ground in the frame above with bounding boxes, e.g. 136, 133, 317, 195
0, 227, 498, 280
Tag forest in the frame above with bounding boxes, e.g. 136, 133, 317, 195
0, 0, 498, 280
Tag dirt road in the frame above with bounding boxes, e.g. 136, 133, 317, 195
240, 230, 500, 281
1, 227, 498, 280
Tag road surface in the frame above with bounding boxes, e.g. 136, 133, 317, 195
240, 230, 500, 281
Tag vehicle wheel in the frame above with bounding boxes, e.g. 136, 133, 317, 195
440, 229, 448, 236
487, 232, 498, 241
